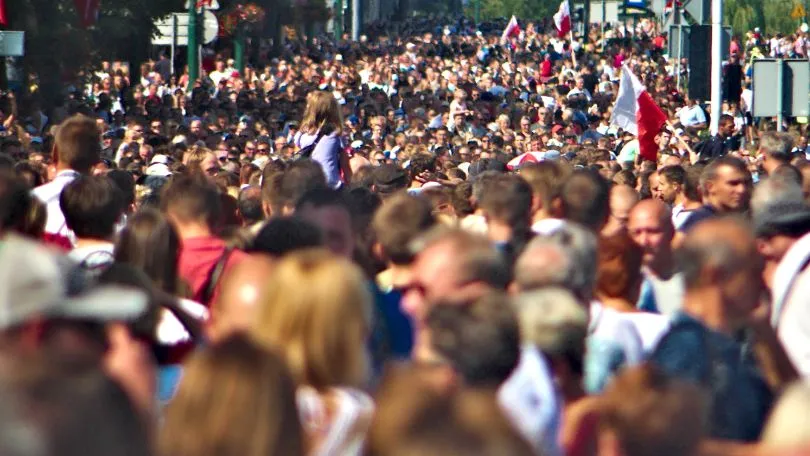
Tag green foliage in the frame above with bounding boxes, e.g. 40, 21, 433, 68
465, 0, 554, 21
725, 0, 798, 36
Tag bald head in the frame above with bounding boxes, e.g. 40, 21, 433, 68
677, 217, 762, 329
630, 199, 672, 229
628, 199, 674, 266
603, 185, 639, 237
209, 254, 275, 342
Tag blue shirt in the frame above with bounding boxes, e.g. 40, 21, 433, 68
650, 312, 773, 441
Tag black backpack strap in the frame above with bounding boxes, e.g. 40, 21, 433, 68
199, 247, 234, 305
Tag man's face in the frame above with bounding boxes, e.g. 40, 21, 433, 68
628, 210, 673, 266
298, 204, 355, 259
708, 165, 751, 212
401, 242, 465, 326
200, 153, 220, 178
657, 174, 680, 204
190, 120, 202, 136
649, 173, 661, 200
130, 125, 144, 141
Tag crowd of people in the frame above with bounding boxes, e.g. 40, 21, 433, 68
2, 13, 810, 456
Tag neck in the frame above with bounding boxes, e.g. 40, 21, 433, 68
74, 238, 113, 249
681, 288, 734, 335
173, 221, 213, 240
487, 221, 514, 244
55, 163, 83, 175
532, 209, 553, 225
598, 296, 638, 313
647, 251, 675, 279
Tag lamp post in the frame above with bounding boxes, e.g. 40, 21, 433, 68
187, 1, 199, 90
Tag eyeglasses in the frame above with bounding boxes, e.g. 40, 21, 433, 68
257, 147, 270, 153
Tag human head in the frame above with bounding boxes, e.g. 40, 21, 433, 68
759, 131, 794, 176
513, 223, 598, 301
237, 186, 264, 226
700, 156, 752, 213
627, 199, 675, 268
60, 175, 124, 241
209, 255, 276, 342
478, 174, 534, 240
114, 208, 180, 295
300, 91, 343, 135
602, 184, 639, 238
559, 169, 611, 232
677, 218, 763, 331
518, 161, 567, 219
597, 364, 706, 456
657, 165, 685, 205
425, 292, 520, 389
761, 381, 810, 448
251, 249, 372, 389
160, 173, 222, 234
513, 287, 588, 383
596, 232, 644, 304
295, 188, 355, 258
160, 335, 304, 456
372, 193, 436, 266
54, 115, 102, 174
8, 357, 152, 456
402, 228, 509, 327
250, 217, 324, 256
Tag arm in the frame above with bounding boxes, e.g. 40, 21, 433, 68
748, 317, 799, 391
340, 149, 352, 185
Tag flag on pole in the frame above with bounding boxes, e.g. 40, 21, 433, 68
74, 0, 101, 27
500, 15, 520, 43
610, 65, 668, 162
553, 0, 571, 38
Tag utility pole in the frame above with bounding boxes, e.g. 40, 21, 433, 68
709, 0, 722, 135
335, 0, 343, 41
352, 0, 362, 40
187, 1, 199, 90
475, 0, 480, 25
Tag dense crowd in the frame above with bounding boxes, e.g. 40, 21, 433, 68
2, 13, 810, 456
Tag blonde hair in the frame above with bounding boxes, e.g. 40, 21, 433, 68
160, 335, 304, 456
300, 91, 343, 136
761, 381, 810, 447
251, 249, 372, 390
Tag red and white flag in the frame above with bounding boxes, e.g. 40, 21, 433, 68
553, 0, 571, 38
74, 0, 100, 27
0, 0, 7, 26
500, 15, 520, 43
610, 65, 667, 162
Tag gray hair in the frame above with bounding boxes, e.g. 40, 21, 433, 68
513, 288, 588, 362
759, 131, 794, 162
751, 176, 804, 219
515, 222, 598, 300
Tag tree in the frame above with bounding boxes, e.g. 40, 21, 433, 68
6, 0, 180, 112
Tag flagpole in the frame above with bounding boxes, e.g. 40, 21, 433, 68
570, 29, 577, 68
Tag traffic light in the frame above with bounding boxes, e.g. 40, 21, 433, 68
572, 7, 584, 22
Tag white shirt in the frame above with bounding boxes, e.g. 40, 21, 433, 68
771, 232, 810, 377
618, 311, 671, 354
590, 301, 645, 365
499, 345, 562, 456
678, 105, 707, 127
32, 170, 80, 241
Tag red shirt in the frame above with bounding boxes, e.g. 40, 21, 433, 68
177, 237, 246, 307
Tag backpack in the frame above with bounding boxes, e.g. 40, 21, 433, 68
78, 250, 115, 278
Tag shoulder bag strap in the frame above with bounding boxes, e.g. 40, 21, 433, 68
199, 247, 234, 305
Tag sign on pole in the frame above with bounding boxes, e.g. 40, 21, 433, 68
752, 59, 810, 128
0, 32, 25, 57
791, 3, 806, 20
152, 11, 218, 46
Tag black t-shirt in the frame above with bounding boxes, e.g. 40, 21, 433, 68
678, 205, 718, 232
